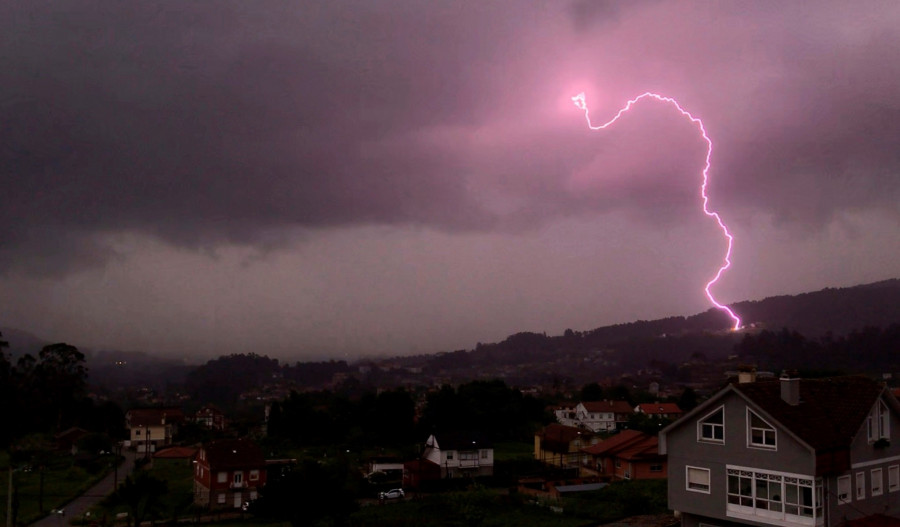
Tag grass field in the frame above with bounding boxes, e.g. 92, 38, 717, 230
0, 452, 116, 526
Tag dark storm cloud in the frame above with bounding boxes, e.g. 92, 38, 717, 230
2, 1, 898, 276
0, 1, 505, 273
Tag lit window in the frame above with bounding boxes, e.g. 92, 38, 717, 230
687, 466, 711, 493
747, 410, 776, 449
871, 468, 882, 496
249, 470, 259, 481
217, 472, 227, 483
698, 407, 725, 443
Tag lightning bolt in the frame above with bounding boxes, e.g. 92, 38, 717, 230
572, 92, 741, 330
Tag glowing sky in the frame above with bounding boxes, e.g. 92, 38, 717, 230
2, 1, 899, 359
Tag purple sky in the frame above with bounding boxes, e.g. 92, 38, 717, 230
1, 1, 898, 360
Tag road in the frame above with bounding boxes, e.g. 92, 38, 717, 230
29, 450, 139, 527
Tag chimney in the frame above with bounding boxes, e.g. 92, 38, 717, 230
737, 365, 757, 384
780, 370, 800, 405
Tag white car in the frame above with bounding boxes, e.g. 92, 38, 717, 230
379, 488, 405, 500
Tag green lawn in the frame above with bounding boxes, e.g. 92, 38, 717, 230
90, 457, 197, 524
492, 441, 534, 462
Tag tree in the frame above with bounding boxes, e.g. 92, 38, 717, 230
580, 382, 605, 401
252, 459, 358, 527
107, 471, 168, 527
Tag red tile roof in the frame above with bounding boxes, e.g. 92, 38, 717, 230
154, 446, 198, 459
127, 407, 185, 427
636, 403, 682, 415
203, 438, 264, 469
582, 400, 633, 414
538, 424, 593, 453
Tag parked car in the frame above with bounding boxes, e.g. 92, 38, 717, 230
379, 488, 405, 500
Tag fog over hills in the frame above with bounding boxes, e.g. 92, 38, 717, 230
3, 278, 899, 369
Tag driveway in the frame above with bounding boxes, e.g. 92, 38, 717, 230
29, 449, 139, 527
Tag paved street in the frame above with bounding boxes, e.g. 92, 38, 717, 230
29, 450, 139, 527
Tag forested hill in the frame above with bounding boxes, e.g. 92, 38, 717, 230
426, 278, 900, 372
727, 278, 900, 336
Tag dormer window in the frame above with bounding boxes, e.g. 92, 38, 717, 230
747, 410, 776, 449
698, 406, 725, 443
867, 400, 890, 442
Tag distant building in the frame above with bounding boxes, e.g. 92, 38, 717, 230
194, 405, 226, 431
582, 429, 667, 481
534, 424, 598, 469
634, 402, 684, 420
194, 438, 266, 510
575, 400, 633, 432
126, 407, 185, 453
421, 432, 494, 479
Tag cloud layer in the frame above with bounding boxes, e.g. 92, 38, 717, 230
1, 2, 898, 357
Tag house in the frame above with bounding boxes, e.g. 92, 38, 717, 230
660, 374, 900, 527
125, 407, 185, 453
534, 423, 598, 469
575, 400, 634, 432
194, 438, 267, 510
553, 402, 580, 428
581, 429, 667, 481
194, 405, 226, 431
635, 402, 684, 420
421, 432, 494, 478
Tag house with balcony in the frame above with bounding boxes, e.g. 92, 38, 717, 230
194, 438, 266, 510
581, 429, 666, 481
422, 432, 493, 478
660, 374, 900, 527
575, 400, 634, 432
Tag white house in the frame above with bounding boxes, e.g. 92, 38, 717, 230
423, 432, 494, 478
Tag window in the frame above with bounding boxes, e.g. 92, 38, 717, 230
217, 472, 227, 483
233, 472, 243, 485
784, 477, 814, 517
650, 464, 663, 473
871, 468, 883, 496
615, 459, 622, 468
837, 475, 851, 504
249, 470, 259, 481
687, 466, 711, 493
868, 400, 890, 442
889, 465, 899, 492
135, 429, 142, 436
856, 472, 865, 500
446, 452, 454, 460
747, 410, 777, 449
699, 406, 725, 443
217, 493, 225, 504
727, 466, 822, 522
480, 450, 488, 459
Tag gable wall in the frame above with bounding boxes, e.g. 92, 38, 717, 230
667, 390, 815, 522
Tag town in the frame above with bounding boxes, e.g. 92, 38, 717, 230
2, 297, 900, 527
